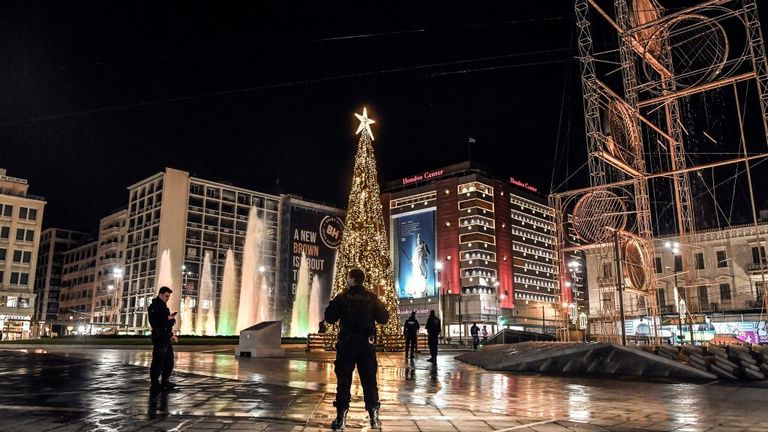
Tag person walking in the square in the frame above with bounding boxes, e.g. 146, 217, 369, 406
148, 286, 177, 393
470, 323, 480, 350
481, 325, 489, 343
324, 268, 389, 430
425, 309, 441, 363
403, 311, 420, 359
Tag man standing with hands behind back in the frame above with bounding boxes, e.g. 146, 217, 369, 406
325, 268, 389, 430
148, 286, 178, 393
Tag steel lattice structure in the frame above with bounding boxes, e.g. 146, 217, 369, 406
551, 0, 768, 344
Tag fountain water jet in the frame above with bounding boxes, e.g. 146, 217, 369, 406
308, 274, 322, 334
237, 206, 267, 332
217, 249, 238, 335
195, 251, 215, 335
180, 297, 194, 335
290, 252, 311, 337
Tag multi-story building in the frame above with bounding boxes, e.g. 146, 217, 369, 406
34, 228, 90, 336
0, 168, 46, 340
58, 241, 98, 334
381, 162, 563, 339
120, 168, 281, 333
91, 209, 127, 333
585, 221, 768, 343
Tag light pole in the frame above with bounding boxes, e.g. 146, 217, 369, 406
665, 242, 695, 344
111, 267, 123, 333
435, 261, 443, 338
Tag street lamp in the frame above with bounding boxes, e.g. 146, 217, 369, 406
435, 261, 443, 338
665, 240, 695, 344
111, 267, 124, 331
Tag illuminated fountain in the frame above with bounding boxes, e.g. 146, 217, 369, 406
156, 248, 174, 292
308, 274, 322, 334
237, 206, 267, 332
217, 249, 238, 336
195, 251, 216, 335
180, 297, 194, 335
290, 252, 310, 337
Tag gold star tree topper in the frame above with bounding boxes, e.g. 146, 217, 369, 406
354, 107, 376, 140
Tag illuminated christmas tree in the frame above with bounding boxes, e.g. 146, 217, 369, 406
330, 107, 402, 346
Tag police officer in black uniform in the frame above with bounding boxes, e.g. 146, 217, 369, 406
325, 268, 389, 430
403, 311, 420, 359
148, 286, 178, 393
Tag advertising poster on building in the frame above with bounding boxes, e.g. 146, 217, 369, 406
288, 207, 343, 319
394, 209, 436, 299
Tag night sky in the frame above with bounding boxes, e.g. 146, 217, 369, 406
1, 1, 766, 234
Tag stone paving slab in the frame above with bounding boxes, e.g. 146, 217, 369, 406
1, 348, 767, 431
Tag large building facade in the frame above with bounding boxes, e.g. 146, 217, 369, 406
34, 228, 90, 336
0, 169, 46, 340
58, 241, 98, 334
585, 221, 768, 343
120, 168, 281, 333
381, 162, 564, 340
91, 209, 127, 333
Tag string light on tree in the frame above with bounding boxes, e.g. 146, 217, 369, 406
329, 107, 402, 348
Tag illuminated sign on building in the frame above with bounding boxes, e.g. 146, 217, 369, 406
509, 177, 538, 193
402, 169, 446, 185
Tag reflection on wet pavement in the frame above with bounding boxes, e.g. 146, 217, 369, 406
1, 347, 767, 431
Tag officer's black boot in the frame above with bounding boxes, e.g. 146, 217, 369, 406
368, 406, 381, 429
330, 406, 348, 430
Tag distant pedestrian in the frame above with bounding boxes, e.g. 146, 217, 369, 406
148, 286, 178, 393
324, 268, 389, 430
481, 325, 489, 343
425, 310, 441, 363
470, 323, 480, 350
318, 320, 327, 334
403, 311, 420, 359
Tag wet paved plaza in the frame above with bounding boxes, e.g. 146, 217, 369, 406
1, 346, 768, 431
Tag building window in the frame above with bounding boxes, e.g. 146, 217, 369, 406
698, 285, 708, 306
753, 246, 767, 264
757, 282, 764, 304
0, 248, 5, 261
716, 250, 727, 268
15, 229, 23, 241
12, 250, 22, 262
20, 273, 28, 285
10, 272, 19, 284
28, 208, 37, 221
18, 207, 27, 219
657, 287, 666, 306
694, 253, 705, 270
674, 255, 682, 272
654, 257, 663, 274
719, 283, 731, 301
2, 205, 12, 217
602, 262, 613, 279
0, 226, 7, 239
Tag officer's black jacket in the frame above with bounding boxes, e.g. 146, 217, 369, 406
324, 285, 389, 339
148, 297, 175, 339
403, 317, 420, 336
426, 315, 441, 335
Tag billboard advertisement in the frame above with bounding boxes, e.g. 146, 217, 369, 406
393, 209, 436, 299
285, 207, 343, 321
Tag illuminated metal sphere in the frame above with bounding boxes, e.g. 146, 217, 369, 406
643, 14, 728, 90
572, 190, 627, 243
605, 101, 640, 169
622, 238, 650, 291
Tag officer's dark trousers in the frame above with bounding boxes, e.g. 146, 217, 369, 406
427, 334, 438, 360
404, 334, 417, 357
150, 335, 174, 384
334, 335, 379, 411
